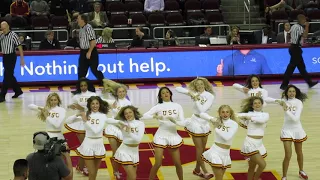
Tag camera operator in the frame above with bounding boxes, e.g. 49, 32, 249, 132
26, 132, 73, 180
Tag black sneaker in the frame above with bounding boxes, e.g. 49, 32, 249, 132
12, 91, 23, 98
309, 81, 318, 88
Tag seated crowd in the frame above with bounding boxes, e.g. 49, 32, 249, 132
0, 0, 319, 50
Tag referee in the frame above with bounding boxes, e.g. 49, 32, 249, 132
280, 14, 318, 90
76, 14, 104, 90
0, 21, 25, 103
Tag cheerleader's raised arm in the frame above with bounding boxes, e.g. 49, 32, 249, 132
237, 112, 269, 124
28, 104, 43, 111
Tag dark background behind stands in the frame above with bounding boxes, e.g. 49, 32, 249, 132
0, 0, 319, 50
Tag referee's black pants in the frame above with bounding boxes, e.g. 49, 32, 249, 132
78, 48, 104, 84
0, 53, 22, 97
281, 45, 312, 88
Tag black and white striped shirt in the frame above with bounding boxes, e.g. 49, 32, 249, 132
79, 23, 96, 50
0, 31, 21, 54
290, 24, 304, 46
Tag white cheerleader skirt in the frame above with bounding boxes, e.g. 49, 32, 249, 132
280, 127, 307, 143
113, 143, 139, 166
241, 136, 267, 158
75, 137, 106, 159
184, 114, 211, 137
104, 124, 123, 142
47, 131, 65, 140
202, 144, 231, 169
64, 121, 85, 134
153, 129, 183, 149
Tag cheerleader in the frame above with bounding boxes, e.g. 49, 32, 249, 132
102, 78, 132, 179
28, 92, 66, 140
141, 87, 185, 180
73, 96, 126, 180
269, 85, 308, 180
65, 78, 96, 176
175, 77, 214, 179
237, 96, 269, 180
233, 74, 273, 106
113, 105, 145, 180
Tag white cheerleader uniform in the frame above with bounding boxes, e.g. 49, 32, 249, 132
64, 91, 96, 134
113, 120, 145, 166
175, 87, 214, 136
28, 104, 67, 140
141, 101, 185, 148
233, 83, 274, 107
75, 112, 122, 159
200, 113, 238, 169
280, 98, 307, 142
104, 98, 132, 142
238, 111, 269, 158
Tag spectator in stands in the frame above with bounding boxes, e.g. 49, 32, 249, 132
30, 0, 50, 17
39, 30, 61, 50
130, 26, 150, 47
18, 33, 27, 50
163, 29, 179, 46
67, 12, 79, 36
216, 49, 272, 76
5, 0, 29, 27
144, 0, 164, 13
13, 159, 29, 180
88, 2, 108, 28
69, 0, 87, 15
277, 22, 291, 43
200, 26, 213, 37
97, 27, 114, 43
49, 0, 70, 16
226, 26, 241, 45
303, 0, 319, 12
254, 25, 276, 44
265, 0, 286, 13
26, 131, 73, 180
285, 0, 304, 10
65, 30, 80, 49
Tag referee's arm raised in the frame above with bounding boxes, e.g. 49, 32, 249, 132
86, 25, 97, 60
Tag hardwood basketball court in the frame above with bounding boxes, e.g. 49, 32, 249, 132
1, 80, 319, 180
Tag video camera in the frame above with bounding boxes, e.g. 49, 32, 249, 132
43, 137, 68, 161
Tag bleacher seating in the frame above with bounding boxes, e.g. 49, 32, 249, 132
1, 0, 319, 48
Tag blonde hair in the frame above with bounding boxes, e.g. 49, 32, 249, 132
102, 79, 127, 99
215, 105, 238, 126
187, 77, 214, 95
101, 27, 113, 42
115, 105, 142, 121
38, 93, 62, 121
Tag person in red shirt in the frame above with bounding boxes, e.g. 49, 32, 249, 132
5, 0, 30, 27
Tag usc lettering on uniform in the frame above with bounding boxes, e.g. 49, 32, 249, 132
79, 97, 89, 103
89, 118, 100, 124
162, 109, 177, 116
131, 127, 139, 133
49, 112, 59, 118
288, 106, 297, 112
199, 98, 207, 105
217, 125, 230, 132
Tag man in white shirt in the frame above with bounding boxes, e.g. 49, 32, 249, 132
144, 0, 164, 13
277, 22, 291, 43
254, 26, 276, 44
